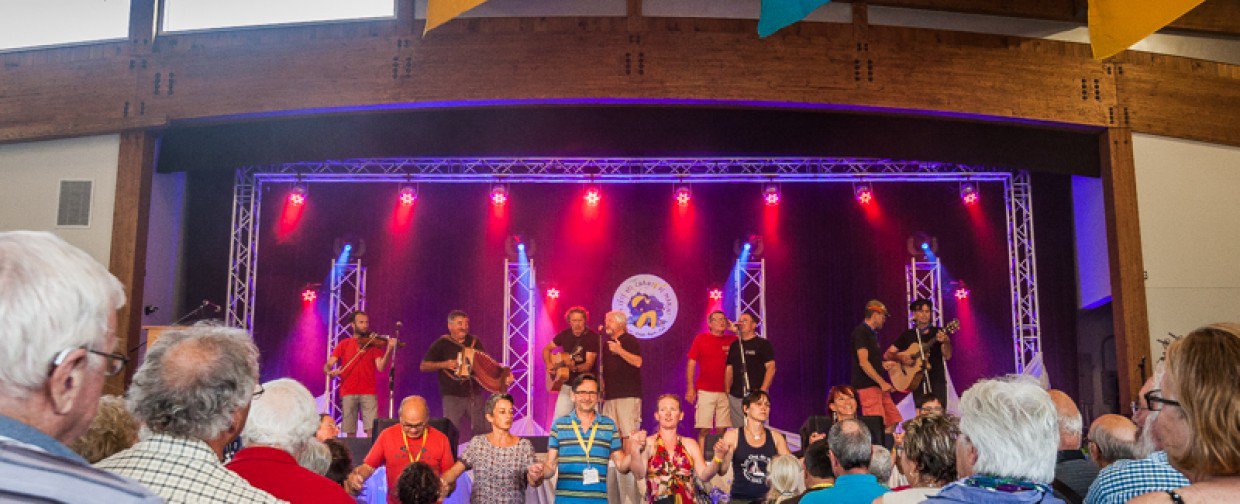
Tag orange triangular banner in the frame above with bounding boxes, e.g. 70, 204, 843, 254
1088, 0, 1205, 59
425, 0, 489, 35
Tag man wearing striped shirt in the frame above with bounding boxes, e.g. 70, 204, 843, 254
530, 374, 632, 503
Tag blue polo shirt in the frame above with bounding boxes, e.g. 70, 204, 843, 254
801, 473, 889, 504
548, 410, 622, 503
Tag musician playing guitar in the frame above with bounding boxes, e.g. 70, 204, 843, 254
323, 310, 398, 437
884, 298, 954, 408
541, 306, 599, 419
421, 310, 490, 439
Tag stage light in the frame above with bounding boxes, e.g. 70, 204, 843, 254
960, 182, 979, 206
490, 184, 508, 205
854, 183, 873, 205
763, 184, 781, 206
708, 288, 723, 300
954, 287, 970, 300
584, 185, 601, 206
743, 242, 752, 252
288, 184, 308, 206
398, 185, 417, 206
547, 288, 560, 299
517, 243, 525, 252
301, 289, 316, 302
674, 185, 692, 206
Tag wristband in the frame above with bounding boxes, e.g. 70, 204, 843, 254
712, 457, 722, 465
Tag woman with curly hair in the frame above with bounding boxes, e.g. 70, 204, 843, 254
879, 413, 959, 503
397, 461, 441, 504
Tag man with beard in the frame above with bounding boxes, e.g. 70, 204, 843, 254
543, 306, 600, 419
851, 300, 901, 433
324, 311, 398, 437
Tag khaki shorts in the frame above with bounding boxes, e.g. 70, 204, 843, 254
694, 390, 733, 429
602, 397, 642, 436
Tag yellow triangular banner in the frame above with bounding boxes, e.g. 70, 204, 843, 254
1088, 0, 1205, 59
425, 0, 489, 35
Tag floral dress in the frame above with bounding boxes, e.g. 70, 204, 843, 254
645, 435, 696, 504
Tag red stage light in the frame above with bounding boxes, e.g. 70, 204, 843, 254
301, 289, 317, 302
490, 185, 508, 205
960, 182, 979, 206
763, 185, 781, 206
954, 287, 970, 300
584, 186, 601, 206
398, 186, 417, 206
546, 288, 560, 299
854, 183, 873, 205
963, 192, 978, 205
675, 186, 691, 206
708, 288, 723, 300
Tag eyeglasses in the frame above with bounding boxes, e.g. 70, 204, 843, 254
574, 390, 599, 396
51, 346, 129, 377
253, 383, 265, 398
401, 421, 427, 430
1145, 390, 1181, 412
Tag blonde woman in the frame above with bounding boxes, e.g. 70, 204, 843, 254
765, 455, 806, 503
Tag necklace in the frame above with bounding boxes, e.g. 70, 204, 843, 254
745, 424, 763, 440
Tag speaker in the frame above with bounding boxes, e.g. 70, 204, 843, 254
370, 417, 460, 458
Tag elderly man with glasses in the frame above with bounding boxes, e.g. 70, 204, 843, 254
346, 395, 455, 503
0, 231, 161, 503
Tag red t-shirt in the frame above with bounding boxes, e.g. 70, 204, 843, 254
226, 446, 354, 504
687, 332, 737, 392
331, 337, 385, 396
364, 424, 454, 504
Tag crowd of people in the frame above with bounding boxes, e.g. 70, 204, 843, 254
2, 230, 1240, 503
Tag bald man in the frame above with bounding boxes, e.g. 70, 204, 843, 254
1049, 390, 1098, 504
346, 396, 455, 504
1087, 414, 1140, 469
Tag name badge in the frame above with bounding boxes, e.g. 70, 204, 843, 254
582, 467, 600, 485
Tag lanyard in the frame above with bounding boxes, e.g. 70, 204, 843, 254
571, 418, 600, 467
401, 428, 428, 464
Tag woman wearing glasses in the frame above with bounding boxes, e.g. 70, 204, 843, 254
1130, 323, 1240, 504
440, 393, 539, 503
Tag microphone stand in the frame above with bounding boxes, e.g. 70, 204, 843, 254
389, 322, 401, 417
916, 326, 933, 397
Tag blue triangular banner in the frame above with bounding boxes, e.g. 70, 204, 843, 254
758, 0, 833, 38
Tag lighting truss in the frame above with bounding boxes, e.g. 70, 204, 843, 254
905, 258, 944, 328
325, 259, 366, 422
503, 258, 536, 424
227, 157, 1040, 376
733, 260, 767, 338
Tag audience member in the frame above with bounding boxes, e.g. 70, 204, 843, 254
829, 386, 860, 422
1130, 323, 1240, 504
95, 325, 281, 502
871, 446, 894, 485
396, 461, 442, 504
628, 394, 723, 503
324, 438, 354, 486
529, 373, 632, 504
299, 439, 331, 475
786, 440, 835, 503
0, 231, 160, 503
1085, 415, 1140, 469
917, 397, 945, 417
801, 418, 889, 503
441, 393, 539, 503
715, 390, 791, 504
347, 395, 454, 503
317, 413, 340, 441
767, 454, 807, 503
878, 414, 958, 504
226, 378, 352, 503
1048, 390, 1098, 503
1084, 366, 1190, 504
70, 394, 139, 464
926, 375, 1064, 503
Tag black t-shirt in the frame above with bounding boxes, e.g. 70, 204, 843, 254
726, 336, 774, 398
551, 329, 600, 382
850, 323, 883, 390
601, 333, 642, 399
894, 326, 946, 386
423, 334, 484, 397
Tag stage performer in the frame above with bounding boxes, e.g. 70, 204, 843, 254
627, 394, 730, 503
344, 396, 454, 504
885, 298, 952, 408
714, 390, 791, 504
686, 310, 738, 449
421, 309, 490, 439
542, 306, 600, 419
600, 309, 643, 504
851, 300, 901, 433
323, 310, 397, 437
529, 374, 632, 504
725, 312, 775, 428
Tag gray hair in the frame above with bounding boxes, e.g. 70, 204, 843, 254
1088, 415, 1142, 463
0, 231, 124, 395
127, 324, 259, 441
484, 393, 514, 417
870, 445, 894, 482
765, 454, 805, 502
604, 310, 627, 328
242, 378, 318, 455
958, 375, 1058, 482
828, 418, 873, 470
297, 439, 332, 475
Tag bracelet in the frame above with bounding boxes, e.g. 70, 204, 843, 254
711, 457, 722, 465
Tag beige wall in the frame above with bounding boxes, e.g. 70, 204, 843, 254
0, 135, 119, 264
1134, 133, 1240, 361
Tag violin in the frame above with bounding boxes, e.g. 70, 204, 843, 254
356, 332, 405, 348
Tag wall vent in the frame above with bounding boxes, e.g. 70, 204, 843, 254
56, 179, 93, 227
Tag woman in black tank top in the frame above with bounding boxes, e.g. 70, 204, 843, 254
715, 391, 791, 503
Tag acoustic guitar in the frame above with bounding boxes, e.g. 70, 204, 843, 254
545, 352, 572, 392
888, 319, 960, 392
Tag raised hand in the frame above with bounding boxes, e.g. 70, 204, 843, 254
630, 430, 648, 450
808, 432, 826, 445
713, 438, 731, 459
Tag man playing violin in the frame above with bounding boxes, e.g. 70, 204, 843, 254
324, 310, 398, 437
421, 310, 490, 439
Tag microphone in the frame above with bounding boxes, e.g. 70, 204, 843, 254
395, 321, 403, 329
203, 300, 222, 313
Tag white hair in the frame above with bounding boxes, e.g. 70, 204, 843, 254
870, 445, 894, 482
0, 231, 125, 395
765, 454, 806, 502
242, 378, 319, 455
958, 375, 1058, 483
605, 310, 627, 327
297, 439, 332, 475
128, 324, 259, 441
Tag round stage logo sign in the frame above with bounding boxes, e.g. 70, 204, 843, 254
611, 274, 678, 340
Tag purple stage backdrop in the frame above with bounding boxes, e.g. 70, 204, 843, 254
185, 173, 1079, 433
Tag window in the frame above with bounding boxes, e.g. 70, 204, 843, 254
0, 1, 129, 52
162, 0, 395, 32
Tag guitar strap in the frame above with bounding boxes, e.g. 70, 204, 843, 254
916, 326, 933, 395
